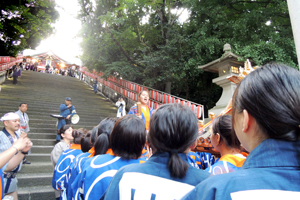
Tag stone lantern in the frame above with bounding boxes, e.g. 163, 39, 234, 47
198, 44, 244, 116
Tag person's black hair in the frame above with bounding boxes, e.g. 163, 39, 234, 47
232, 63, 300, 141
94, 117, 117, 156
81, 130, 92, 152
149, 103, 198, 179
58, 124, 73, 139
72, 129, 85, 144
90, 126, 98, 146
19, 103, 27, 107
110, 115, 146, 159
212, 115, 240, 149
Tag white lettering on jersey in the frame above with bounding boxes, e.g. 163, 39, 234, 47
119, 172, 195, 200
231, 189, 300, 200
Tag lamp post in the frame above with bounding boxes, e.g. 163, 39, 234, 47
287, 0, 300, 68
198, 44, 244, 116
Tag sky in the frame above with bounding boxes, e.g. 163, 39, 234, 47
23, 1, 190, 66
23, 0, 82, 65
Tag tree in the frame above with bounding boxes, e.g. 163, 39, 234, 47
0, 0, 59, 56
78, 0, 297, 111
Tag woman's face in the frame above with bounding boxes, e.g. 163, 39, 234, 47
62, 127, 74, 141
139, 91, 149, 105
233, 111, 248, 150
210, 127, 219, 151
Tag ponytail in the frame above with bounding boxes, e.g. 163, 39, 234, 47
94, 132, 110, 156
167, 152, 189, 179
81, 131, 92, 152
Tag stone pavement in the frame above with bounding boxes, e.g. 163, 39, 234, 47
0, 71, 118, 199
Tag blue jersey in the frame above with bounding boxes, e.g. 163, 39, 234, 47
187, 151, 203, 169
71, 155, 90, 200
0, 169, 3, 200
78, 154, 145, 200
197, 152, 215, 169
66, 152, 90, 200
103, 152, 210, 200
205, 154, 246, 175
182, 139, 300, 200
52, 147, 82, 191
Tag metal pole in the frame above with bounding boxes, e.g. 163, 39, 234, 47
287, 0, 300, 69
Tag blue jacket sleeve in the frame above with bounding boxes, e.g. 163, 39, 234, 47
128, 106, 137, 115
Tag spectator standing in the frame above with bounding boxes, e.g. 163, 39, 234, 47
15, 103, 31, 165
56, 97, 75, 141
12, 66, 21, 85
0, 112, 32, 200
93, 78, 98, 93
116, 97, 126, 117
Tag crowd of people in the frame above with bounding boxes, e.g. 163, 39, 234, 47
1, 62, 300, 200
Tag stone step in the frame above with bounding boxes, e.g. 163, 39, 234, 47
26, 153, 51, 162
31, 138, 56, 146
19, 162, 53, 174
28, 133, 56, 140
17, 173, 53, 188
18, 185, 54, 200
29, 145, 54, 154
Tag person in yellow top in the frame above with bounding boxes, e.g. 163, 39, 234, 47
128, 90, 154, 131
205, 115, 246, 175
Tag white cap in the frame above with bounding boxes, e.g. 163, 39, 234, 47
0, 112, 20, 121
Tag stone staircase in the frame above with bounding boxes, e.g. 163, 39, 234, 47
0, 71, 117, 199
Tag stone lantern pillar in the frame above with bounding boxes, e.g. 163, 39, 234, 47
198, 44, 244, 116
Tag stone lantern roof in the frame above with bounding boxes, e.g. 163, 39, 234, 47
198, 44, 243, 74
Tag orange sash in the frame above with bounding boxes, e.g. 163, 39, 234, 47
70, 144, 81, 150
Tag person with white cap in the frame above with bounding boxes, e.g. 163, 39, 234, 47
56, 97, 76, 141
0, 112, 32, 200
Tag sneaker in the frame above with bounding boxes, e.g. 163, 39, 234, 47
23, 159, 31, 164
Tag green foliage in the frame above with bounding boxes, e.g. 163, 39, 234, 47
78, 0, 297, 110
0, 0, 59, 56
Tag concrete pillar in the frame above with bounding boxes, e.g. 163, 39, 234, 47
287, 0, 300, 68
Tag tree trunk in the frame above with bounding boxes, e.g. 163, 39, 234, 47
165, 81, 171, 94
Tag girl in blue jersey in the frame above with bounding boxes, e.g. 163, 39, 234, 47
78, 115, 146, 200
66, 130, 92, 200
52, 127, 84, 200
72, 118, 117, 200
103, 103, 210, 200
183, 63, 300, 200
205, 115, 246, 175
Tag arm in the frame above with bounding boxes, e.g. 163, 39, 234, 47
51, 143, 64, 166
128, 106, 137, 115
4, 137, 31, 171
60, 104, 70, 112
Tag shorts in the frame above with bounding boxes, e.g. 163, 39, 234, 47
3, 178, 18, 194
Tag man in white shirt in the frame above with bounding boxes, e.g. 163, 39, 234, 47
15, 103, 30, 164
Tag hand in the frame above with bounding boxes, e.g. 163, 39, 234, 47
136, 113, 142, 119
147, 146, 153, 159
22, 138, 33, 153
13, 137, 30, 151
20, 131, 27, 138
66, 115, 71, 119
68, 104, 72, 108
